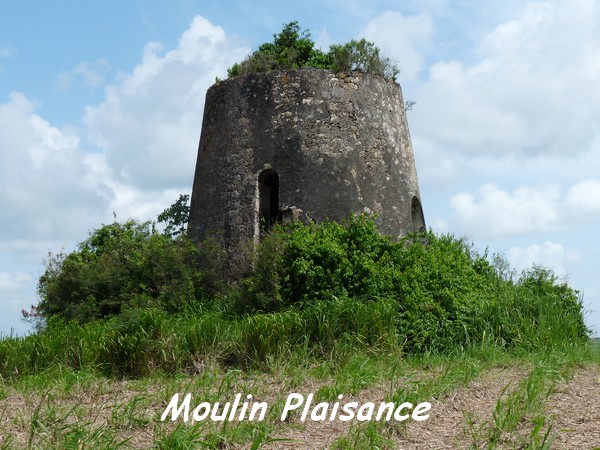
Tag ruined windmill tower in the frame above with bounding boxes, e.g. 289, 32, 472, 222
189, 68, 425, 268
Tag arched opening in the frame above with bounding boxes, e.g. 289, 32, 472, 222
258, 169, 281, 233
411, 196, 426, 233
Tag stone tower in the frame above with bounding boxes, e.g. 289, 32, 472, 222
189, 68, 425, 262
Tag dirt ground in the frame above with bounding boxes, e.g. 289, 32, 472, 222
2, 365, 599, 449
545, 367, 600, 449
259, 366, 600, 449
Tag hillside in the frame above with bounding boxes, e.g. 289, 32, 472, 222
1, 346, 599, 448
0, 215, 594, 448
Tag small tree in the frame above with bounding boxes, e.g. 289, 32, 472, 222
228, 21, 330, 77
158, 194, 190, 238
226, 22, 398, 80
36, 219, 203, 324
328, 39, 399, 79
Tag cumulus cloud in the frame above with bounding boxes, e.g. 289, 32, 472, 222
56, 58, 111, 91
508, 241, 580, 277
564, 179, 600, 217
362, 11, 433, 83
451, 182, 561, 235
409, 0, 600, 159
450, 179, 600, 236
84, 15, 249, 209
0, 92, 111, 243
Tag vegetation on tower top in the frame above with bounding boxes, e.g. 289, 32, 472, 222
227, 21, 399, 80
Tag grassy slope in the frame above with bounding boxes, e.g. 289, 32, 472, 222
1, 219, 594, 448
1, 343, 598, 449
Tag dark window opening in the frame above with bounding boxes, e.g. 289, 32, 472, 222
411, 196, 426, 233
259, 169, 281, 233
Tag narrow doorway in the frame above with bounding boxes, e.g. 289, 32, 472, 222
258, 169, 280, 233
411, 196, 426, 232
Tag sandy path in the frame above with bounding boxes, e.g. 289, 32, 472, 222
545, 366, 600, 449
260, 365, 600, 449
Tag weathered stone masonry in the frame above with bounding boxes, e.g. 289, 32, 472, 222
189, 68, 425, 262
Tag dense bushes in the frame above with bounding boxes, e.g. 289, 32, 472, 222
36, 220, 206, 324
241, 214, 492, 314
241, 215, 397, 310
328, 39, 399, 79
4, 213, 589, 379
227, 21, 398, 80
240, 215, 588, 352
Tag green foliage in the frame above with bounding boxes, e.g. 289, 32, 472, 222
238, 215, 588, 353
276, 215, 395, 306
227, 21, 330, 78
157, 194, 190, 237
227, 21, 398, 79
387, 234, 487, 352
239, 215, 396, 312
36, 219, 204, 324
328, 38, 399, 79
4, 212, 588, 380
484, 266, 588, 351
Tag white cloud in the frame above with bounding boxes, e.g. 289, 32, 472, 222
84, 16, 249, 216
57, 59, 110, 91
451, 182, 561, 235
468, 140, 600, 185
450, 178, 600, 236
411, 135, 466, 188
0, 45, 15, 59
564, 179, 600, 217
362, 11, 433, 83
409, 0, 600, 158
0, 272, 33, 291
314, 26, 333, 51
0, 92, 111, 243
508, 241, 580, 277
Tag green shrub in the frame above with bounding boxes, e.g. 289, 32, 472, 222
388, 234, 497, 352
36, 220, 205, 324
328, 39, 399, 79
227, 21, 398, 79
280, 215, 395, 305
227, 21, 330, 78
484, 266, 588, 351
239, 215, 395, 311
239, 214, 588, 353
3, 213, 588, 379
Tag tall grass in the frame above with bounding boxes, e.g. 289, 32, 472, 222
0, 216, 589, 380
0, 296, 402, 379
0, 292, 590, 380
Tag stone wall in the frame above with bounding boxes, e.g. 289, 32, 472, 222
189, 68, 425, 267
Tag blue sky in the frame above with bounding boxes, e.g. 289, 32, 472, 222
1, 0, 599, 336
